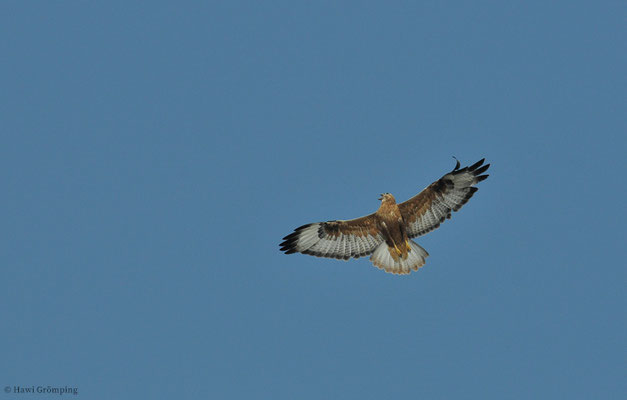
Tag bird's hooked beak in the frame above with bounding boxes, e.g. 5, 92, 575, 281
378, 193, 384, 201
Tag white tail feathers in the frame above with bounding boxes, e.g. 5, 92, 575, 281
370, 240, 429, 275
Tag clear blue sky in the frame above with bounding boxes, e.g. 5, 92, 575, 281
1, 1, 625, 399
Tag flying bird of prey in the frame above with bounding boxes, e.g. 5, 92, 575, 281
280, 158, 490, 275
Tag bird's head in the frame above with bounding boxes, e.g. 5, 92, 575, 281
378, 193, 396, 203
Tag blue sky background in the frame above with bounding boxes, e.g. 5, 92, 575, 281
1, 1, 625, 399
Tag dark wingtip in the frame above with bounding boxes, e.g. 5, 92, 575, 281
279, 239, 298, 254
468, 158, 485, 171
281, 232, 297, 241
476, 174, 489, 182
474, 164, 490, 175
452, 156, 461, 171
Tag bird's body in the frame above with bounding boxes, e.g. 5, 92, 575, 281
280, 159, 490, 275
375, 194, 410, 260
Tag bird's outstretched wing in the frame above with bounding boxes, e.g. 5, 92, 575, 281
398, 159, 490, 238
280, 214, 384, 260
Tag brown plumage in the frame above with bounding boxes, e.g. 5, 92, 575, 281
280, 158, 490, 275
375, 193, 409, 261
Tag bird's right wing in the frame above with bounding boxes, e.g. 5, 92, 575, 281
280, 214, 384, 260
398, 158, 490, 238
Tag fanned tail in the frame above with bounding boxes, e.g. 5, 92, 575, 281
370, 240, 429, 275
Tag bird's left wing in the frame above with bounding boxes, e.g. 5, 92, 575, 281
398, 158, 490, 238
280, 214, 384, 260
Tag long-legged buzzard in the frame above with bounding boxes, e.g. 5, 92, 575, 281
280, 159, 490, 275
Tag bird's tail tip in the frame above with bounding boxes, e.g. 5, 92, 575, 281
370, 240, 429, 275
